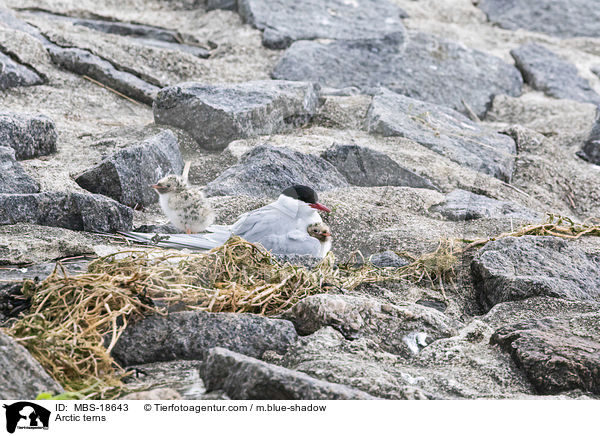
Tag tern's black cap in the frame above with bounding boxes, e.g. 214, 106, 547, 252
282, 185, 318, 204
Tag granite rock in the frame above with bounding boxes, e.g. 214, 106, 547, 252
511, 43, 600, 105
0, 111, 57, 160
204, 144, 348, 197
0, 147, 40, 194
75, 130, 184, 208
472, 236, 600, 311
200, 347, 376, 399
365, 90, 516, 182
238, 0, 406, 49
273, 31, 522, 118
111, 310, 297, 366
321, 144, 438, 190
153, 80, 320, 151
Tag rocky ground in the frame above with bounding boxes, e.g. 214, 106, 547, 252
1, 0, 600, 400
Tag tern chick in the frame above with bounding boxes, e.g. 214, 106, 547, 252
307, 222, 332, 258
152, 166, 214, 234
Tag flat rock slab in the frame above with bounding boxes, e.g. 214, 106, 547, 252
75, 130, 183, 208
204, 144, 348, 197
111, 310, 297, 366
0, 147, 40, 194
472, 236, 600, 311
238, 0, 406, 49
153, 80, 320, 151
48, 46, 159, 105
200, 347, 376, 399
491, 317, 600, 394
284, 294, 461, 358
0, 111, 57, 160
0, 331, 63, 399
511, 43, 600, 105
321, 144, 438, 190
430, 189, 541, 221
578, 108, 600, 165
0, 50, 44, 90
273, 31, 522, 119
478, 0, 600, 38
365, 90, 516, 182
0, 192, 133, 232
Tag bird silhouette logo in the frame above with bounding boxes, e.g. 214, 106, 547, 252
2, 402, 50, 433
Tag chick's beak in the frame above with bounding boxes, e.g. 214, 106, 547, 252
322, 231, 332, 237
309, 202, 331, 213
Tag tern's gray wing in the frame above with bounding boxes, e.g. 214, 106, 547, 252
229, 205, 297, 243
260, 230, 322, 257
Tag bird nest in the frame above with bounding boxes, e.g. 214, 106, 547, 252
3, 236, 418, 398
4, 215, 599, 398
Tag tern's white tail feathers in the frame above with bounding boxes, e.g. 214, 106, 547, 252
118, 231, 228, 250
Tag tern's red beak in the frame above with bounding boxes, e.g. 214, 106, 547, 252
150, 184, 160, 189
310, 203, 331, 213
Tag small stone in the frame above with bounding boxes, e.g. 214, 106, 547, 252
368, 251, 408, 268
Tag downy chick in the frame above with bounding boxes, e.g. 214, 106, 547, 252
307, 222, 332, 258
152, 165, 214, 234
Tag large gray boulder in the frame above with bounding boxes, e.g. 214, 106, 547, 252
273, 31, 522, 118
0, 192, 133, 232
511, 43, 600, 105
0, 51, 44, 90
75, 130, 183, 208
111, 310, 298, 366
284, 294, 461, 358
238, 0, 406, 49
0, 147, 40, 194
472, 236, 600, 311
320, 144, 438, 190
578, 108, 600, 165
491, 316, 600, 394
365, 90, 516, 182
430, 190, 541, 222
0, 112, 57, 160
48, 46, 159, 105
0, 331, 63, 399
200, 347, 376, 399
204, 145, 349, 197
153, 80, 320, 151
478, 0, 600, 38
